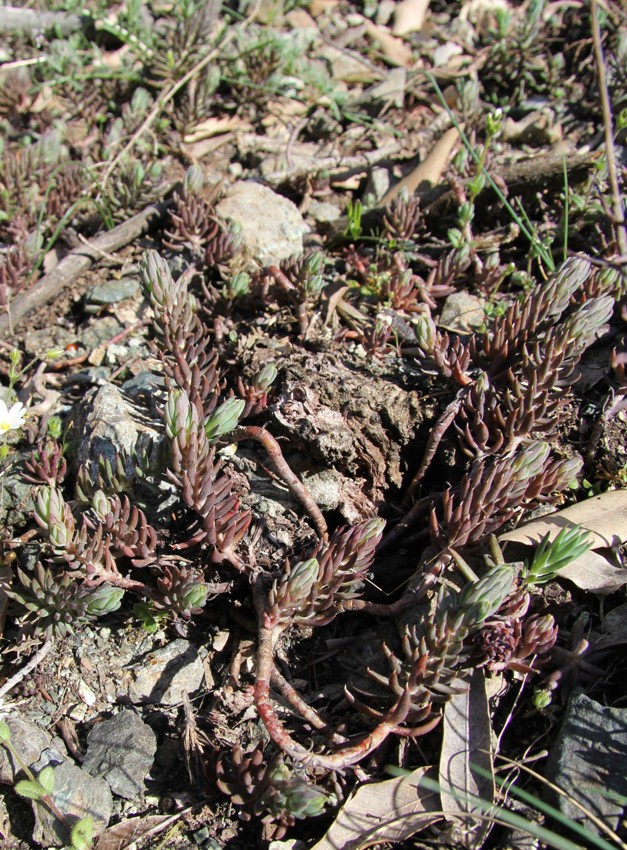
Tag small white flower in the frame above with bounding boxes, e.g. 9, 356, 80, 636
0, 399, 27, 434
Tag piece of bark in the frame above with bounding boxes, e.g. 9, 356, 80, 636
0, 201, 169, 340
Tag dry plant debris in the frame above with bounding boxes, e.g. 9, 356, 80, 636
0, 1, 626, 849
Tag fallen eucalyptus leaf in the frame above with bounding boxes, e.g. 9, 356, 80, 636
93, 813, 181, 850
439, 669, 495, 849
310, 765, 440, 850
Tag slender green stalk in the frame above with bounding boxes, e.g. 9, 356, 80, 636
423, 71, 556, 272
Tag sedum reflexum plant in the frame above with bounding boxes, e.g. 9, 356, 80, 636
5, 249, 617, 838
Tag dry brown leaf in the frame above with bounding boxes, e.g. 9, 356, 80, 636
93, 814, 181, 850
184, 116, 243, 144
363, 21, 413, 67
0, 563, 12, 638
310, 766, 440, 850
180, 135, 233, 162
593, 602, 627, 648
439, 669, 494, 849
500, 490, 627, 594
393, 0, 431, 35
380, 126, 459, 205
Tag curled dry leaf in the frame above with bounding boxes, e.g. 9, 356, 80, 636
310, 766, 440, 850
500, 490, 627, 594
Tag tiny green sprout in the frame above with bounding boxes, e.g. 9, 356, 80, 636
0, 721, 11, 743
524, 525, 593, 586
533, 687, 553, 710
457, 201, 474, 226
15, 764, 54, 801
448, 227, 465, 250
345, 199, 363, 240
181, 583, 209, 610
133, 602, 168, 633
71, 815, 93, 850
86, 586, 124, 615
253, 363, 278, 393
7, 350, 26, 390
467, 172, 486, 197
47, 416, 63, 440
45, 349, 65, 360
37, 765, 55, 795
184, 163, 205, 195
14, 779, 47, 800
616, 108, 627, 132
224, 271, 251, 300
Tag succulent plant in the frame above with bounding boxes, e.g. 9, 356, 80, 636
215, 744, 333, 839
265, 519, 385, 627
8, 562, 113, 637
23, 440, 67, 487
351, 565, 516, 731
151, 563, 209, 618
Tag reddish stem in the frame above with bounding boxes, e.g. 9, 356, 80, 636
271, 666, 349, 746
403, 395, 462, 504
252, 578, 412, 771
232, 425, 328, 541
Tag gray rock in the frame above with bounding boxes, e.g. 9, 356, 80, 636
31, 757, 112, 847
439, 291, 486, 333
80, 315, 125, 350
82, 710, 157, 800
84, 277, 140, 311
122, 639, 205, 705
73, 382, 161, 482
307, 200, 341, 225
121, 370, 166, 401
0, 449, 37, 528
362, 166, 391, 205
216, 182, 310, 269
0, 714, 66, 784
352, 68, 406, 111
545, 690, 627, 834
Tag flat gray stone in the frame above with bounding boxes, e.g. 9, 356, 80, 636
82, 710, 156, 800
439, 291, 486, 333
31, 757, 112, 847
122, 639, 204, 705
216, 181, 310, 269
545, 691, 627, 834
307, 200, 341, 225
85, 277, 140, 308
0, 714, 66, 784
